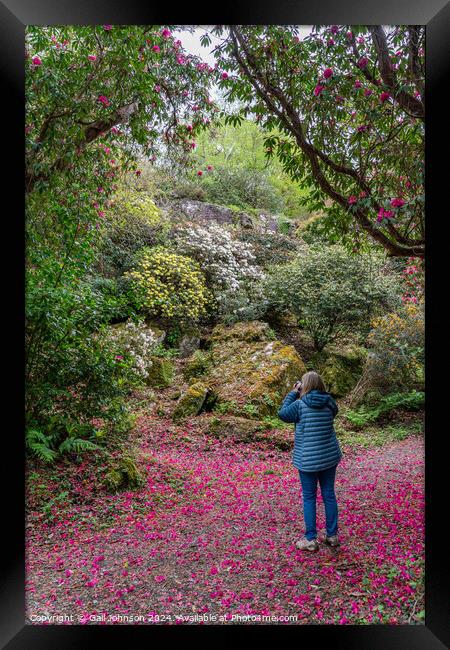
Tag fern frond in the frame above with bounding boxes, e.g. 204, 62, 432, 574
58, 438, 99, 455
29, 443, 58, 463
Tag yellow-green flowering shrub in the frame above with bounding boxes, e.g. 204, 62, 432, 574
112, 189, 162, 229
125, 247, 210, 321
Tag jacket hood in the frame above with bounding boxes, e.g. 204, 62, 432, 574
301, 389, 331, 409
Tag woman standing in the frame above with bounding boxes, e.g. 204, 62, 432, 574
278, 371, 342, 552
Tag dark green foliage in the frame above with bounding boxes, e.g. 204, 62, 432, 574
344, 391, 424, 428
264, 245, 402, 351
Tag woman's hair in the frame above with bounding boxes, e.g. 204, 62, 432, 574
300, 371, 326, 397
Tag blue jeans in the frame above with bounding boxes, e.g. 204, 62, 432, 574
298, 464, 338, 541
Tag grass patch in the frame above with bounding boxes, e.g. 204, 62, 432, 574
335, 418, 423, 449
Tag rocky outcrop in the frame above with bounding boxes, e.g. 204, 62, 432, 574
176, 321, 306, 420
165, 199, 280, 233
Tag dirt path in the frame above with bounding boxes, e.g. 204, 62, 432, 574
25, 410, 424, 626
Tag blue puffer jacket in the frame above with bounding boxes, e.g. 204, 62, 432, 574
278, 389, 342, 472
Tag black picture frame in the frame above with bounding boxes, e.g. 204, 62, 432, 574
2, 0, 449, 647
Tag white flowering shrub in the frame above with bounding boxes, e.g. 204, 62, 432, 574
102, 319, 158, 380
172, 222, 265, 301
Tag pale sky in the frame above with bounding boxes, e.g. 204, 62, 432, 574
173, 26, 314, 65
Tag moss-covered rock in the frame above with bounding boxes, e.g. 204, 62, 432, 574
146, 356, 174, 388
103, 454, 144, 492
206, 321, 306, 418
172, 381, 211, 422
183, 350, 212, 381
178, 325, 201, 358
308, 345, 367, 398
209, 320, 276, 344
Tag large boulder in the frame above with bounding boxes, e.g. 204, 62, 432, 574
205, 321, 306, 418
308, 345, 367, 398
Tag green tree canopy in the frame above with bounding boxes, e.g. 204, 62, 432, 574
210, 25, 424, 257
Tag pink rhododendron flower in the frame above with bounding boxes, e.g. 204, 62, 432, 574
221, 72, 229, 80
197, 170, 203, 176
357, 124, 368, 132
97, 95, 110, 107
380, 91, 391, 103
135, 170, 142, 177
314, 84, 324, 96
364, 88, 373, 96
357, 57, 369, 68
115, 355, 123, 360
155, 85, 161, 93
207, 165, 213, 171
323, 67, 333, 79
88, 55, 97, 61
186, 124, 193, 132
377, 207, 394, 222
32, 56, 42, 65
348, 195, 358, 204
354, 80, 362, 88
103, 25, 112, 31
346, 31, 353, 39
330, 25, 339, 34
161, 29, 172, 38
391, 197, 405, 208
152, 45, 160, 53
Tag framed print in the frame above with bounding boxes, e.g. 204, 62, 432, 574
1, 0, 449, 647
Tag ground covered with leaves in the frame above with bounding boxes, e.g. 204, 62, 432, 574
25, 396, 424, 626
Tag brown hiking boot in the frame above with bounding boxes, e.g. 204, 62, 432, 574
295, 537, 319, 552
324, 534, 340, 547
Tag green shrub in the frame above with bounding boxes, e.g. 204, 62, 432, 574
264, 245, 401, 351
